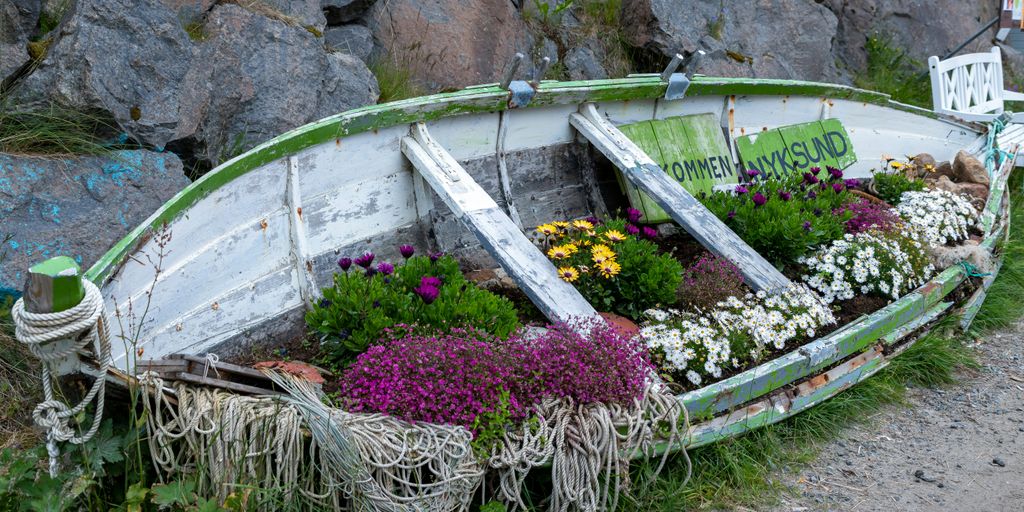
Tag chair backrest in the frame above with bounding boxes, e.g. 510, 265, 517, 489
929, 47, 1006, 118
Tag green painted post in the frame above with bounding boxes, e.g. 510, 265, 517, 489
23, 256, 85, 314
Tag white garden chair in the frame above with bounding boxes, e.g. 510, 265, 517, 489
928, 46, 1024, 123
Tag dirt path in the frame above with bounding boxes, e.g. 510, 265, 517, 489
766, 319, 1024, 512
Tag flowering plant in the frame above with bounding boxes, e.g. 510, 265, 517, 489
702, 167, 854, 266
894, 189, 978, 246
841, 199, 903, 234
640, 285, 834, 388
534, 213, 682, 319
337, 321, 652, 452
870, 159, 926, 205
678, 252, 747, 310
799, 231, 935, 304
306, 248, 519, 367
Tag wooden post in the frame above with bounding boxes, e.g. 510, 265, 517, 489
23, 256, 85, 314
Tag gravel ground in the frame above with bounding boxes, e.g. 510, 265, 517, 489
766, 320, 1024, 512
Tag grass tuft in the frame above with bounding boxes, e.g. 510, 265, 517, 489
0, 100, 118, 156
853, 35, 932, 108
369, 56, 429, 104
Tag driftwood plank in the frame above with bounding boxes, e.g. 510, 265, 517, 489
569, 103, 791, 292
401, 122, 598, 324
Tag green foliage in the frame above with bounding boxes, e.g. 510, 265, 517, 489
182, 18, 209, 42
870, 167, 925, 205
479, 501, 508, 512
573, 0, 635, 78
306, 254, 520, 368
470, 388, 519, 457
369, 56, 429, 104
0, 100, 119, 156
702, 172, 853, 268
535, 218, 682, 319
853, 35, 931, 108
530, 0, 574, 26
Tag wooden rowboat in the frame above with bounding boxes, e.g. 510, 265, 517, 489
79, 72, 1022, 450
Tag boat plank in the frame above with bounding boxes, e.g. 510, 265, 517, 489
570, 103, 791, 292
401, 123, 598, 323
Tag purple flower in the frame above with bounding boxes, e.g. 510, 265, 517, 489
727, 210, 737, 219
778, 190, 792, 201
818, 181, 828, 190
625, 223, 640, 235
844, 178, 861, 189
803, 172, 820, 185
735, 185, 749, 195
642, 226, 658, 239
420, 276, 442, 288
810, 166, 822, 175
318, 298, 333, 308
399, 245, 415, 258
585, 216, 601, 226
626, 207, 644, 223
364, 267, 377, 277
828, 166, 843, 180
429, 251, 444, 263
337, 257, 352, 271
807, 190, 817, 199
414, 284, 440, 304
814, 208, 823, 216
376, 262, 395, 275
745, 168, 761, 178
803, 221, 812, 231
752, 192, 767, 207
354, 252, 375, 269
831, 182, 844, 193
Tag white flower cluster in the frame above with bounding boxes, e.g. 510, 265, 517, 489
799, 232, 935, 304
640, 285, 835, 387
895, 189, 978, 246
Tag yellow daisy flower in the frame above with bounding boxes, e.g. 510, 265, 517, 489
889, 161, 905, 170
536, 224, 558, 236
547, 244, 577, 260
572, 219, 594, 231
557, 266, 580, 282
552, 221, 570, 229
596, 259, 621, 278
604, 230, 627, 243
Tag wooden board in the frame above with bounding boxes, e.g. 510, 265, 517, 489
736, 120, 857, 178
400, 122, 598, 324
618, 114, 737, 222
570, 103, 791, 292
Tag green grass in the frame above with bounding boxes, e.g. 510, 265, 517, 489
370, 56, 430, 104
617, 169, 1024, 510
853, 35, 932, 108
0, 100, 118, 156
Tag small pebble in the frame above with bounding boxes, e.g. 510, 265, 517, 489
914, 469, 937, 482
993, 457, 1006, 467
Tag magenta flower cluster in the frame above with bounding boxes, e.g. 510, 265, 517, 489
680, 252, 746, 309
337, 321, 651, 434
840, 199, 902, 234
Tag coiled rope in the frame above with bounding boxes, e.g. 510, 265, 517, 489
984, 114, 1015, 175
10, 280, 111, 477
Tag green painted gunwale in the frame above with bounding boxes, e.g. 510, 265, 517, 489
83, 76, 974, 284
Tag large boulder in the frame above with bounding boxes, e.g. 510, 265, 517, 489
824, 0, 999, 73
190, 4, 378, 163
366, 0, 533, 90
621, 0, 844, 82
14, 0, 207, 150
952, 150, 990, 186
324, 23, 372, 61
0, 150, 188, 297
323, 0, 375, 25
1, 0, 39, 80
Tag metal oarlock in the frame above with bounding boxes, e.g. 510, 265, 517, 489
505, 54, 553, 109
531, 56, 551, 87
499, 52, 524, 90
662, 50, 705, 101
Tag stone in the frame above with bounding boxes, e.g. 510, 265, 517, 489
910, 153, 937, 178
825, 1, 999, 75
0, 150, 189, 297
324, 23, 372, 61
14, 0, 207, 150
564, 45, 608, 80
930, 160, 956, 181
366, 0, 533, 90
1, 0, 39, 80
953, 150, 990, 186
929, 175, 988, 202
249, 0, 327, 32
913, 469, 936, 483
159, 0, 217, 18
190, 4, 378, 164
322, 0, 374, 25
993, 457, 1006, 467
620, 0, 844, 82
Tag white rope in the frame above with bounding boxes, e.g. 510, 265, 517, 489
11, 280, 111, 477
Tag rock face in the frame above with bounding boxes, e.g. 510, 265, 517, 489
952, 150, 990, 186
621, 0, 844, 82
324, 23, 372, 61
0, 150, 188, 296
322, 0, 374, 25
16, 0, 206, 150
366, 0, 533, 90
192, 4, 378, 163
1, 0, 39, 81
824, 0, 999, 73
564, 44, 608, 80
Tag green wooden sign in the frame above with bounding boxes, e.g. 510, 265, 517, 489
735, 120, 856, 179
618, 113, 737, 223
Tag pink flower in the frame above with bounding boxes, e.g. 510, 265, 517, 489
414, 284, 439, 304
625, 223, 640, 235
399, 245, 415, 258
735, 185, 749, 195
337, 257, 352, 271
626, 207, 644, 223
354, 252, 375, 269
752, 192, 767, 207
642, 226, 658, 239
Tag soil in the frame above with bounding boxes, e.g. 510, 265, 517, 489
653, 229, 711, 268
765, 318, 1024, 512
